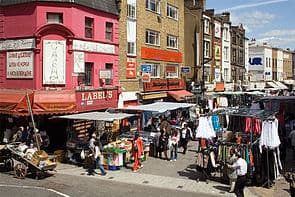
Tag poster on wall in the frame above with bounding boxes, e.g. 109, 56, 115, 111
74, 52, 85, 73
215, 68, 221, 82
6, 51, 34, 78
43, 40, 66, 84
215, 46, 221, 60
215, 23, 221, 38
126, 58, 136, 78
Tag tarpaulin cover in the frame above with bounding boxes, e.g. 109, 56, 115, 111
0, 89, 33, 116
124, 102, 195, 113
167, 90, 193, 101
56, 111, 136, 121
32, 89, 77, 115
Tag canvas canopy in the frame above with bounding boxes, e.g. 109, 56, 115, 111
123, 102, 195, 113
56, 111, 136, 121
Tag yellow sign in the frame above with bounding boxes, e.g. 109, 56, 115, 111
215, 46, 221, 60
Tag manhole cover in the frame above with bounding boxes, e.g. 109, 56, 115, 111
142, 181, 149, 184
177, 186, 183, 189
108, 177, 114, 179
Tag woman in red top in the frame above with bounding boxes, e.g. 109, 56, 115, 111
132, 132, 143, 172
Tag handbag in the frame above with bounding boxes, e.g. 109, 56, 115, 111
80, 149, 85, 160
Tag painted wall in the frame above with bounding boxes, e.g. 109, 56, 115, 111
0, 2, 119, 90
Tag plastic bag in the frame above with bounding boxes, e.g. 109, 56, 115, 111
80, 149, 85, 160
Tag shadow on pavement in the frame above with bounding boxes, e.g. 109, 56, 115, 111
213, 185, 230, 192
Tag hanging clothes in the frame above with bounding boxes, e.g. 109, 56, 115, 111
195, 116, 216, 139
211, 115, 222, 132
259, 118, 281, 152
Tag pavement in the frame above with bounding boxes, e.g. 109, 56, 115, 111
54, 141, 290, 197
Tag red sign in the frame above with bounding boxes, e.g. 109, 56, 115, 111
76, 89, 118, 112
166, 65, 176, 73
143, 79, 185, 92
126, 58, 136, 78
141, 47, 182, 63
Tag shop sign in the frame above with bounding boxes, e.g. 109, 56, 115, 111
141, 47, 182, 63
0, 38, 35, 51
73, 40, 115, 54
76, 89, 118, 111
215, 68, 221, 82
181, 67, 190, 73
215, 46, 221, 60
100, 69, 112, 79
166, 65, 176, 73
126, 58, 136, 78
214, 22, 221, 38
141, 64, 151, 72
142, 72, 151, 83
43, 40, 66, 85
249, 56, 264, 71
6, 51, 34, 78
143, 79, 185, 92
73, 52, 85, 73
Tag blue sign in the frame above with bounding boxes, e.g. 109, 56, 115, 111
141, 64, 151, 72
181, 67, 190, 73
249, 57, 262, 65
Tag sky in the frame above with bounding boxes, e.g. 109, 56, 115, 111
206, 0, 295, 50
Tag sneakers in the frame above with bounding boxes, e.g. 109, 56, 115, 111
101, 172, 107, 176
173, 159, 177, 162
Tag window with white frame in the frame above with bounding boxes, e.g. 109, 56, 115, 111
105, 22, 113, 41
146, 0, 160, 13
127, 3, 136, 19
204, 18, 210, 34
223, 27, 229, 40
166, 64, 178, 78
167, 4, 178, 20
204, 40, 210, 58
167, 35, 178, 49
47, 13, 63, 24
224, 68, 229, 81
127, 42, 136, 55
146, 29, 160, 46
146, 63, 160, 78
224, 46, 229, 61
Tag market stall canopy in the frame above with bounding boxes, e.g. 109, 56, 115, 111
56, 111, 136, 121
32, 89, 77, 115
260, 96, 295, 103
266, 81, 280, 90
167, 90, 194, 101
123, 102, 195, 113
0, 89, 33, 116
273, 81, 288, 90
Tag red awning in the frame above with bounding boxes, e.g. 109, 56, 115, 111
32, 89, 77, 115
168, 90, 193, 101
0, 89, 33, 116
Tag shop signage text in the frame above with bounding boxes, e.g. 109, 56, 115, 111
143, 79, 185, 92
181, 67, 190, 73
141, 47, 182, 63
6, 51, 34, 78
73, 40, 115, 54
126, 58, 136, 78
0, 38, 35, 51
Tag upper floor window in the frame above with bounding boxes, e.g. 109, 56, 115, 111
105, 63, 113, 85
146, 0, 160, 14
224, 46, 229, 61
204, 18, 210, 34
223, 27, 229, 40
85, 17, 94, 39
47, 13, 63, 24
146, 29, 160, 46
167, 4, 178, 20
167, 35, 178, 49
128, 42, 136, 55
204, 40, 210, 58
84, 63, 93, 86
127, 3, 136, 19
106, 22, 113, 41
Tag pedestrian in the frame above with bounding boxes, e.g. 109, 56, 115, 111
227, 152, 248, 197
94, 140, 107, 176
227, 148, 238, 193
170, 127, 180, 161
285, 168, 295, 197
180, 122, 191, 154
13, 126, 24, 142
153, 128, 161, 158
132, 132, 143, 172
159, 127, 169, 160
87, 133, 97, 176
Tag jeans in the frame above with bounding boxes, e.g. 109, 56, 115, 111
170, 144, 178, 160
96, 157, 106, 174
234, 175, 246, 197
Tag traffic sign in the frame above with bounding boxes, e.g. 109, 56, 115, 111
141, 64, 151, 72
181, 67, 190, 73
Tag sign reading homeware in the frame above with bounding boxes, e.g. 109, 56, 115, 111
6, 51, 34, 78
73, 40, 115, 54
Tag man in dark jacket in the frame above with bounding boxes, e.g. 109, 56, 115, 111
180, 122, 191, 154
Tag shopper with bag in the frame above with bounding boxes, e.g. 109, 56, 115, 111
170, 127, 180, 161
94, 140, 107, 176
132, 132, 143, 172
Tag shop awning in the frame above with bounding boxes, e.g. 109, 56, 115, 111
33, 89, 77, 115
124, 102, 195, 113
0, 89, 33, 116
167, 90, 193, 101
56, 111, 136, 121
266, 81, 280, 89
274, 81, 288, 90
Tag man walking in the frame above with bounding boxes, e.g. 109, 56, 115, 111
180, 122, 191, 154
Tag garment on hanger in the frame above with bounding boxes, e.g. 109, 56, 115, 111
259, 118, 281, 152
195, 116, 216, 139
211, 115, 222, 132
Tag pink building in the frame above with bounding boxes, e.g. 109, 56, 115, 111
0, 1, 120, 115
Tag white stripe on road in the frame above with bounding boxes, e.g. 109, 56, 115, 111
0, 184, 70, 197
